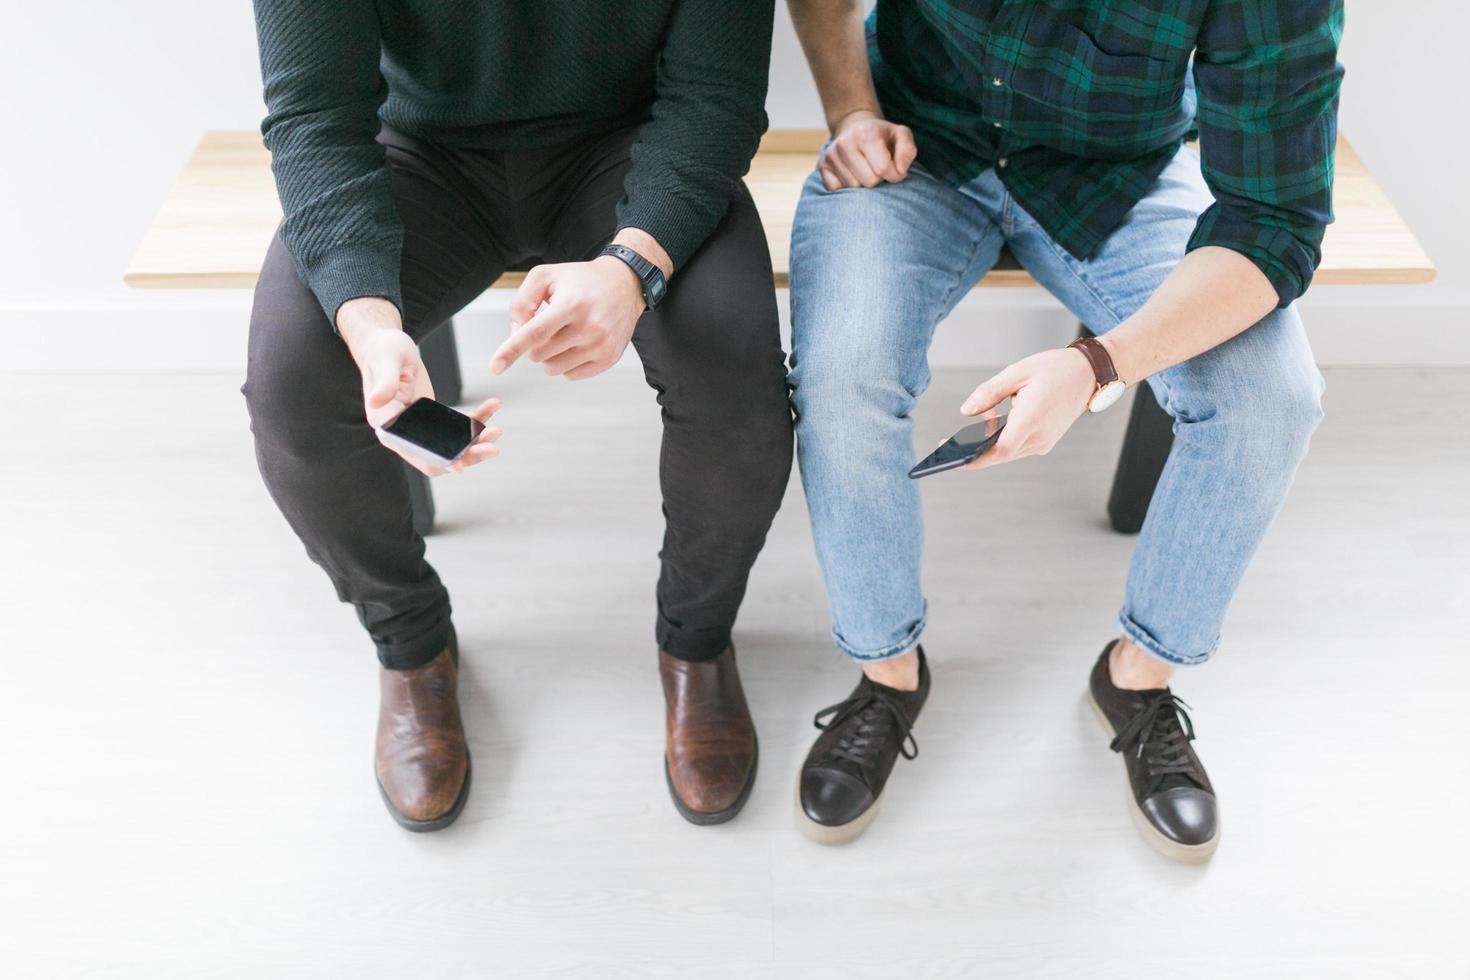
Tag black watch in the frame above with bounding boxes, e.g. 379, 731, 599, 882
599, 243, 668, 309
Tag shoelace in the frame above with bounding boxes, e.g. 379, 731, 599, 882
1108, 692, 1203, 790
812, 690, 919, 779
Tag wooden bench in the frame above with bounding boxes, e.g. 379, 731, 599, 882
126, 130, 1434, 534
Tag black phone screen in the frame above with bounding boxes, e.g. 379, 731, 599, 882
383, 398, 484, 460
908, 416, 1007, 479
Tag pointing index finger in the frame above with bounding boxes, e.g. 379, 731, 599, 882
490, 302, 566, 374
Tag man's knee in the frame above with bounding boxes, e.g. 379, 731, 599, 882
789, 300, 929, 432
789, 204, 937, 427
243, 254, 360, 447
1169, 307, 1324, 461
1274, 360, 1327, 450
646, 304, 793, 522
647, 269, 787, 410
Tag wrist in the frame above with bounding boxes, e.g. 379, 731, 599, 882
593, 253, 647, 309
337, 297, 404, 358
1066, 335, 1129, 414
1094, 332, 1136, 386
601, 234, 670, 309
830, 106, 880, 135
611, 227, 672, 280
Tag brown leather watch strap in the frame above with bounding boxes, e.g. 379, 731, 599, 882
1067, 337, 1119, 386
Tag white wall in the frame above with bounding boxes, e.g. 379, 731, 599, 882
0, 1, 1462, 368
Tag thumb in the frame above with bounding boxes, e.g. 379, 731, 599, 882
891, 126, 918, 177
508, 265, 554, 326
364, 355, 404, 410
961, 365, 1021, 416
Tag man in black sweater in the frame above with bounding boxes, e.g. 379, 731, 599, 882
244, 1, 789, 831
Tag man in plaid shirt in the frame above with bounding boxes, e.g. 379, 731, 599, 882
785, 0, 1343, 859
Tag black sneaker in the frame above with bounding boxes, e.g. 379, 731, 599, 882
1087, 642, 1219, 863
796, 648, 930, 845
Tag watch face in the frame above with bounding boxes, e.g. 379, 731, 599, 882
646, 275, 667, 308
1088, 380, 1127, 413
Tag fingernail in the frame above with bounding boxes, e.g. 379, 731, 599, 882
961, 403, 975, 413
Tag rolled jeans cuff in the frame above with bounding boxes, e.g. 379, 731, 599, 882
656, 611, 732, 663
376, 612, 454, 671
833, 603, 927, 663
1117, 610, 1215, 668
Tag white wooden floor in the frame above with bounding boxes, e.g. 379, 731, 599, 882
1, 363, 1467, 979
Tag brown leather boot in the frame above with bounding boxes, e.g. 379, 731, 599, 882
375, 632, 471, 831
660, 647, 758, 825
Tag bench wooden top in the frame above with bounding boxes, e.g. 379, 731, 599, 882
124, 129, 1433, 290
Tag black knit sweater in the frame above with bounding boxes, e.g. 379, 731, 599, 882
253, 1, 774, 321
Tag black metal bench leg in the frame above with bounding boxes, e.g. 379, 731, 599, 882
1106, 384, 1175, 534
401, 319, 461, 537
405, 466, 436, 537
1076, 323, 1174, 535
420, 319, 463, 405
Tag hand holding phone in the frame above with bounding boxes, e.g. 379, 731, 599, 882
337, 306, 502, 475
908, 415, 1007, 479
377, 397, 502, 474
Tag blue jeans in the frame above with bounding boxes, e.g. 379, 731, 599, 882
788, 145, 1324, 667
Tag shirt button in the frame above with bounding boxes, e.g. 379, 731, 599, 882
992, 77, 1004, 86
998, 157, 1009, 168
993, 121, 1002, 128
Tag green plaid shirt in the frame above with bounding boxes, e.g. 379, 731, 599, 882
870, 0, 1344, 306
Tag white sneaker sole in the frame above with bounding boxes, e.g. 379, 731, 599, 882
1087, 689, 1220, 864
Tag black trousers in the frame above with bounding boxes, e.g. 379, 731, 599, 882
243, 124, 793, 669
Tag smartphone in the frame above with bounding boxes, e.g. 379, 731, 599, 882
908, 415, 1007, 479
377, 398, 486, 468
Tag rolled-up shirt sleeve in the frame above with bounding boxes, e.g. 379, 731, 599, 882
1187, 0, 1344, 307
